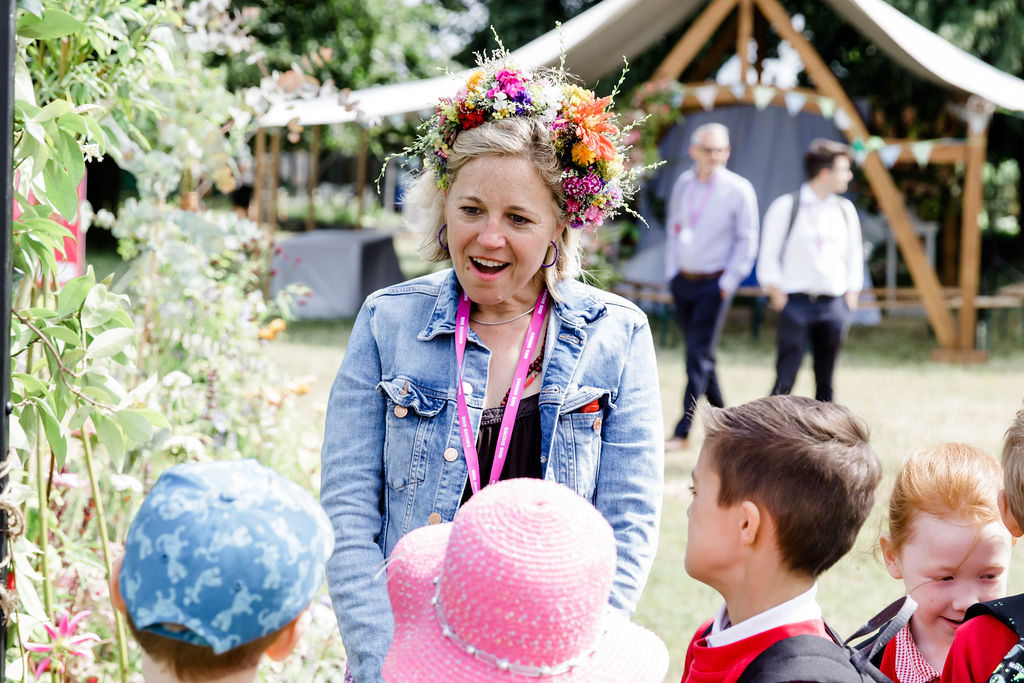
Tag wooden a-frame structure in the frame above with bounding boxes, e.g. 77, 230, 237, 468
654, 0, 991, 360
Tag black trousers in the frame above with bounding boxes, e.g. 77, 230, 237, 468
770, 294, 851, 402
669, 275, 730, 438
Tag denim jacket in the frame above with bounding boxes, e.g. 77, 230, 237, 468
320, 269, 664, 682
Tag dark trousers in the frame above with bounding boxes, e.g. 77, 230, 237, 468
670, 275, 730, 438
770, 294, 851, 402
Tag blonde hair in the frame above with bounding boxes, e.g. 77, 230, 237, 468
405, 117, 583, 298
1002, 407, 1024, 528
885, 443, 1002, 556
127, 614, 281, 681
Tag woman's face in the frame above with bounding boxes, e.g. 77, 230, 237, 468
444, 155, 565, 316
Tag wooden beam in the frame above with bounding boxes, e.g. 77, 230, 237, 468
253, 128, 266, 225
306, 124, 320, 232
689, 14, 737, 82
958, 121, 989, 348
881, 139, 968, 165
754, 10, 767, 79
737, 0, 754, 85
754, 0, 957, 349
269, 128, 282, 232
653, 0, 739, 82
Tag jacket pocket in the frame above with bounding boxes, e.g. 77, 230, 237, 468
377, 377, 446, 491
555, 386, 610, 499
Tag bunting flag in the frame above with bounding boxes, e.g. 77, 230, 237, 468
671, 86, 686, 108
784, 91, 807, 117
866, 136, 886, 152
879, 144, 903, 168
910, 140, 935, 167
752, 86, 776, 110
833, 108, 852, 131
850, 138, 867, 166
694, 85, 719, 111
818, 96, 836, 119
967, 109, 992, 136
730, 83, 746, 100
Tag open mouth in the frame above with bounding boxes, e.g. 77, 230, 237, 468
470, 257, 509, 275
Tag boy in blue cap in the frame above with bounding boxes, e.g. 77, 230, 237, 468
109, 459, 334, 682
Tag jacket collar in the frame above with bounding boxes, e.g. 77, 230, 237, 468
418, 269, 606, 341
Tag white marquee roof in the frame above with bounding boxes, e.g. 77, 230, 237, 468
259, 0, 1024, 128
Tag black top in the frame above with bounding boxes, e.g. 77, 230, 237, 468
460, 393, 543, 504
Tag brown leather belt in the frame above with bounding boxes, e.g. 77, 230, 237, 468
678, 269, 724, 282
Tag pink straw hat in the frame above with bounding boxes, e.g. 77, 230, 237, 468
382, 478, 669, 682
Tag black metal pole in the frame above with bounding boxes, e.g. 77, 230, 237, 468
1, 0, 16, 673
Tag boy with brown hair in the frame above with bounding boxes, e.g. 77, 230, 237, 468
109, 460, 334, 682
940, 407, 1024, 682
681, 395, 882, 683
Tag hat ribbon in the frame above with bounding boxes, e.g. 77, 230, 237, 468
428, 574, 607, 677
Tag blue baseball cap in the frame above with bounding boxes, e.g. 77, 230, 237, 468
119, 459, 334, 654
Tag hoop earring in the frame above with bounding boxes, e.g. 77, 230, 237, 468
541, 241, 558, 268
437, 224, 449, 253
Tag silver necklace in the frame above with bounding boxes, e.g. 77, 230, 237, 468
469, 306, 536, 326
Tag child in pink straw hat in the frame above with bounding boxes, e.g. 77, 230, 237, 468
381, 477, 669, 682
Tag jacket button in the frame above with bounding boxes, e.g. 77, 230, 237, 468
428, 512, 442, 525
592, 417, 603, 432
394, 405, 408, 418
443, 447, 458, 462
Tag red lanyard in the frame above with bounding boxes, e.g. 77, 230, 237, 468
454, 289, 548, 494
682, 173, 716, 231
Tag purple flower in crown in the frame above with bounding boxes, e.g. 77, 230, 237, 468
563, 175, 587, 199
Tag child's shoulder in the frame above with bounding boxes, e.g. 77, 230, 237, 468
941, 598, 1023, 683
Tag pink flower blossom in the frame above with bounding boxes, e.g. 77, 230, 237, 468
26, 610, 100, 679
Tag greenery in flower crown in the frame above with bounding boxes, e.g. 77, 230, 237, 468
405, 48, 644, 230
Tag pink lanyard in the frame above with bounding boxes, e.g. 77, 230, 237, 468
679, 173, 716, 233
454, 289, 548, 494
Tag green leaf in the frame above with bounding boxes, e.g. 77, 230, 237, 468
83, 115, 105, 147
19, 404, 38, 455
87, 327, 135, 359
13, 372, 48, 397
17, 8, 84, 40
117, 409, 154, 443
81, 285, 119, 327
57, 267, 96, 318
57, 112, 87, 137
34, 398, 67, 468
8, 417, 27, 451
67, 405, 92, 431
132, 407, 170, 430
42, 325, 82, 348
34, 100, 73, 123
93, 413, 125, 470
17, 0, 44, 19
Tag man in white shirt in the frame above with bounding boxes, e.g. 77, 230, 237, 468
664, 123, 759, 450
756, 139, 863, 402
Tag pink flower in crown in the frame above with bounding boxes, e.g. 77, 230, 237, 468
566, 199, 581, 214
494, 69, 527, 98
26, 610, 101, 679
584, 205, 603, 224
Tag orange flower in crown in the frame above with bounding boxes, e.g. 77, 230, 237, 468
569, 95, 619, 162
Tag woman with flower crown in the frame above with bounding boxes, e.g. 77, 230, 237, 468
319, 51, 664, 682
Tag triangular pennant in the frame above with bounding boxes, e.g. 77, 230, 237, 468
818, 96, 836, 120
671, 86, 685, 108
730, 83, 746, 100
910, 140, 935, 167
752, 86, 776, 110
851, 145, 868, 166
784, 91, 807, 117
866, 135, 886, 152
967, 109, 991, 136
833, 108, 852, 131
879, 144, 902, 168
694, 85, 719, 111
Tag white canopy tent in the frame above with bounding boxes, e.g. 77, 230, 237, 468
259, 0, 1024, 128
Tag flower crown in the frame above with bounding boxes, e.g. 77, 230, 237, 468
409, 53, 636, 230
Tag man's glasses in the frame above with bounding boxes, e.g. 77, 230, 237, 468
698, 146, 729, 154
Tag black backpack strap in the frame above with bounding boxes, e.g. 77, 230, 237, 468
736, 634, 864, 683
780, 190, 800, 262
965, 594, 1024, 637
847, 596, 917, 668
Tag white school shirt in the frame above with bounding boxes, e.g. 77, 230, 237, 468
756, 184, 864, 297
706, 583, 823, 647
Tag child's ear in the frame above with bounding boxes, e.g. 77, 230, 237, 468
109, 555, 127, 614
738, 501, 761, 547
265, 609, 311, 662
998, 490, 1024, 538
879, 534, 903, 580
